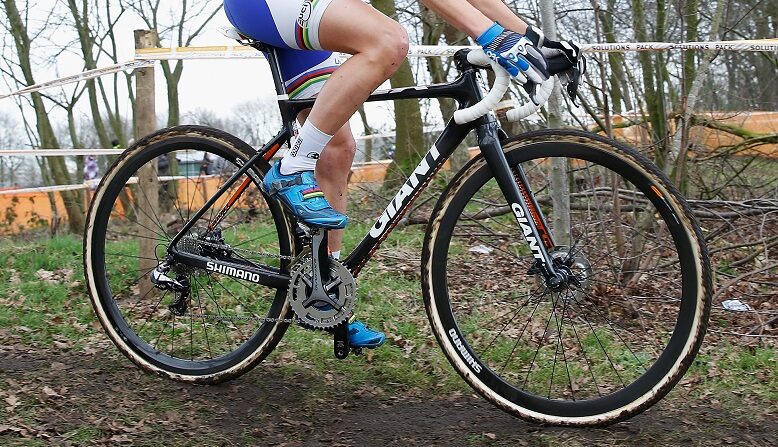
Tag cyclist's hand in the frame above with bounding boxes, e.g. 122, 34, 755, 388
523, 24, 587, 104
477, 23, 550, 85
542, 38, 586, 105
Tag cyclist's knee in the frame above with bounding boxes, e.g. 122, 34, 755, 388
318, 131, 356, 178
367, 24, 409, 77
339, 135, 357, 162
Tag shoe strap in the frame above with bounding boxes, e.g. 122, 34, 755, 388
267, 175, 303, 195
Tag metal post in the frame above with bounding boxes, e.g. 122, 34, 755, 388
134, 29, 159, 299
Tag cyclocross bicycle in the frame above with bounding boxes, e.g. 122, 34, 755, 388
83, 38, 712, 426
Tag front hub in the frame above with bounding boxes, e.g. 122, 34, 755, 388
535, 247, 593, 304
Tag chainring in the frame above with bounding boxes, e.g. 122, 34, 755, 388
287, 248, 356, 329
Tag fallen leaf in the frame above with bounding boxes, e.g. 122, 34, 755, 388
41, 386, 62, 398
5, 394, 19, 408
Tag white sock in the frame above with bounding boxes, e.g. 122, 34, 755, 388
331, 250, 341, 260
280, 120, 333, 175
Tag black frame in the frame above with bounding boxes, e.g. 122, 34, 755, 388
167, 43, 562, 285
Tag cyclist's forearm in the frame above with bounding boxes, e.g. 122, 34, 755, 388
419, 0, 493, 38
466, 0, 529, 34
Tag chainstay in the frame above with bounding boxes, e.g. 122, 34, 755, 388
183, 312, 302, 324
194, 238, 294, 261
177, 234, 307, 325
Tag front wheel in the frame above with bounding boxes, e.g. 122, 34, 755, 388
423, 129, 711, 425
84, 126, 295, 383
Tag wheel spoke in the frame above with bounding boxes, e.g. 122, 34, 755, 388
434, 141, 707, 421
88, 133, 292, 376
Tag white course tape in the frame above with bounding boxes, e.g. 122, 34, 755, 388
132, 39, 778, 60
1, 39, 776, 100
0, 60, 154, 101
0, 129, 443, 159
0, 149, 125, 157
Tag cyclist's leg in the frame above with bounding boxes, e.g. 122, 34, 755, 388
307, 0, 409, 134
297, 108, 356, 254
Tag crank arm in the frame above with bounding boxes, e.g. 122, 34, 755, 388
301, 230, 342, 309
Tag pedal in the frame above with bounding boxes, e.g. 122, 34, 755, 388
333, 323, 349, 360
351, 347, 363, 356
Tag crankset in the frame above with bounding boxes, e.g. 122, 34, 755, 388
287, 229, 359, 359
287, 230, 356, 330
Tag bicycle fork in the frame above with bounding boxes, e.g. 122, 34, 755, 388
476, 121, 566, 289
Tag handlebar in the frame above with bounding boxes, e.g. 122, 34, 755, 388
452, 49, 555, 125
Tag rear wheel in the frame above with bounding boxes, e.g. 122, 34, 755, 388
84, 125, 294, 383
423, 130, 711, 425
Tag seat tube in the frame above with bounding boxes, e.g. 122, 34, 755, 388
476, 120, 559, 278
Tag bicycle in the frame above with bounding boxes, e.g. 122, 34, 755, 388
83, 37, 712, 426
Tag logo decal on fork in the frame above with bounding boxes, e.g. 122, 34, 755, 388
511, 203, 544, 262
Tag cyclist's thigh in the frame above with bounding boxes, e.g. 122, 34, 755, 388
278, 50, 341, 100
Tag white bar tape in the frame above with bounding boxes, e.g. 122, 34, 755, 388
453, 50, 511, 125
506, 79, 555, 122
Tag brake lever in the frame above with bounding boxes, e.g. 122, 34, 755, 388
564, 55, 586, 107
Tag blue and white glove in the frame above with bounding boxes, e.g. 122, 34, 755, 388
477, 22, 550, 85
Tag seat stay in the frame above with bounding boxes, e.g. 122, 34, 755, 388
168, 129, 292, 250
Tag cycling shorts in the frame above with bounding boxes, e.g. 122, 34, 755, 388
224, 0, 341, 99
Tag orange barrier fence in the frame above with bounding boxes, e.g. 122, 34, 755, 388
0, 159, 406, 234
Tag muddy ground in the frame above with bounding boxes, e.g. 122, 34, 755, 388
1, 342, 775, 447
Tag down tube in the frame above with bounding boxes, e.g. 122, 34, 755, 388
344, 120, 473, 276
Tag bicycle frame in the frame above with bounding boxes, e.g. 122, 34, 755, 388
167, 45, 562, 287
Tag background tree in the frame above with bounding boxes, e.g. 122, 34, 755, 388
124, 0, 223, 127
372, 0, 425, 190
0, 0, 85, 233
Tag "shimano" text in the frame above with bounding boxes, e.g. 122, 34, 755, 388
448, 328, 482, 374
206, 261, 262, 283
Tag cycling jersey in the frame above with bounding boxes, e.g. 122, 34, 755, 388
224, 0, 340, 99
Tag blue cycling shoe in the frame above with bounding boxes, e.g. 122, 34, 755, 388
348, 320, 386, 349
262, 162, 348, 229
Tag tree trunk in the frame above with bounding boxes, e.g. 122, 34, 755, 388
66, 0, 112, 149
598, 0, 630, 113
135, 29, 160, 300
540, 0, 570, 247
372, 0, 425, 190
631, 0, 669, 166
161, 60, 184, 127
3, 0, 84, 233
667, 0, 726, 185
357, 106, 374, 162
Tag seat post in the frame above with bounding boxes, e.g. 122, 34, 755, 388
255, 45, 287, 97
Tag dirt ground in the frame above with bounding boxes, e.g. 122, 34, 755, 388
1, 342, 776, 447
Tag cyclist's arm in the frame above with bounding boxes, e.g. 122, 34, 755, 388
418, 0, 493, 38
465, 0, 529, 34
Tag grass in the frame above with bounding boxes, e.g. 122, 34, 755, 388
1, 228, 777, 446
